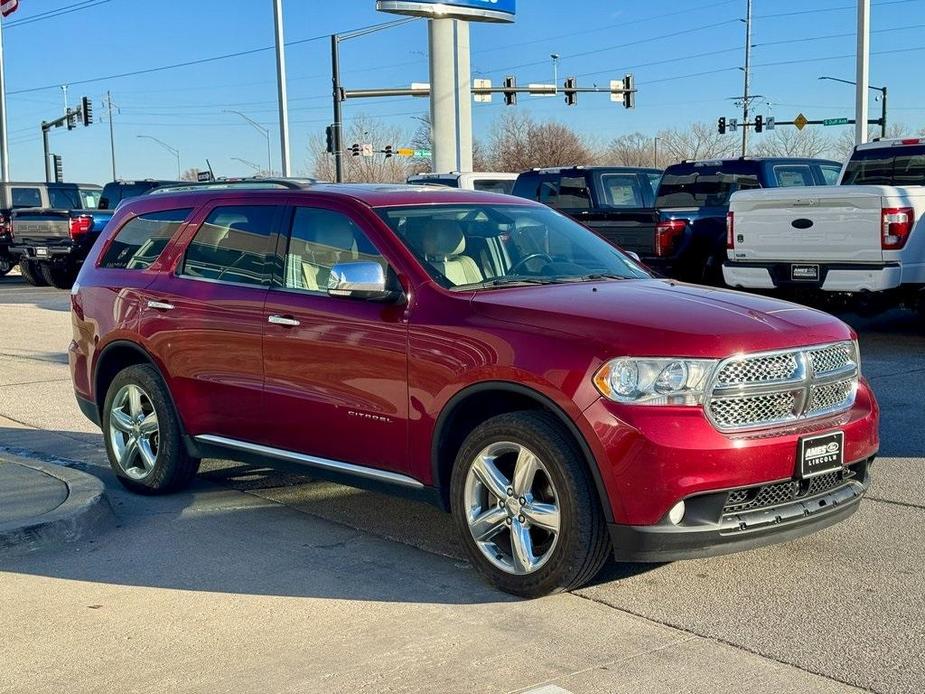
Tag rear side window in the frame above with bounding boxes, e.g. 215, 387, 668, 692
773, 165, 815, 187
842, 145, 925, 186
181, 205, 279, 286
820, 165, 841, 185
656, 165, 760, 208
99, 209, 192, 270
554, 175, 591, 210
598, 173, 646, 207
11, 187, 41, 208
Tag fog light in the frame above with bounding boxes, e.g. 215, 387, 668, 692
668, 500, 686, 525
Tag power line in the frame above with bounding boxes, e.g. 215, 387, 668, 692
756, 0, 923, 19
4, 0, 110, 28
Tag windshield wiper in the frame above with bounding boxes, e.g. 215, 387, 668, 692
577, 272, 628, 281
469, 276, 570, 289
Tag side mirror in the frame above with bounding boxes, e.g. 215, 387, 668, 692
328, 261, 396, 301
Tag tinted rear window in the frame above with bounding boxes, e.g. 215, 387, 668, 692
100, 182, 159, 209
656, 164, 760, 208
99, 209, 191, 270
472, 179, 514, 194
10, 187, 41, 208
842, 145, 925, 186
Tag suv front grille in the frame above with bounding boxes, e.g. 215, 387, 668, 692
706, 341, 858, 432
723, 469, 852, 515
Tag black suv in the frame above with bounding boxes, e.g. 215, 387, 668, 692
511, 166, 663, 261
98, 180, 182, 210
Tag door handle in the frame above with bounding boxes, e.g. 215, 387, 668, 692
268, 314, 300, 327
147, 300, 175, 311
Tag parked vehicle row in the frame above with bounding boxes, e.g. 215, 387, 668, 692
70, 182, 878, 598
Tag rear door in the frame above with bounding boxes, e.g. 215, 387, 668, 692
140, 200, 283, 442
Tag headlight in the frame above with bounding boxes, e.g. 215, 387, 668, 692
593, 357, 718, 405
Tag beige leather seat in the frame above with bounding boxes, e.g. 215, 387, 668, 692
419, 220, 482, 286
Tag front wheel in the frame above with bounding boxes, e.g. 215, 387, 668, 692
450, 411, 610, 598
102, 364, 200, 494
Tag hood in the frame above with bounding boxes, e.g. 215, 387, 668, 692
471, 279, 852, 358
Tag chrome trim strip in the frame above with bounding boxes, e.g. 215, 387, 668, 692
194, 434, 424, 489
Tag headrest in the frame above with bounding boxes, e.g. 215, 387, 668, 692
421, 219, 465, 259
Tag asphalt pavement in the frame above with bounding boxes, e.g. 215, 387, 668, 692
1, 271, 923, 693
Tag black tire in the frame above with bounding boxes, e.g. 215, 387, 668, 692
18, 259, 48, 286
450, 411, 610, 598
102, 364, 200, 495
0, 254, 13, 276
39, 262, 77, 290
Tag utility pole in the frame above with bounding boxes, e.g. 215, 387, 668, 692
105, 91, 117, 180
0, 16, 10, 207
331, 34, 344, 183
855, 0, 870, 145
61, 84, 68, 112
272, 0, 291, 176
653, 137, 659, 168
741, 0, 752, 156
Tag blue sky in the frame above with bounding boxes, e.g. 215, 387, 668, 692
3, 0, 924, 182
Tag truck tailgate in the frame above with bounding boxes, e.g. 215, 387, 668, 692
11, 209, 72, 243
584, 210, 659, 256
730, 186, 884, 263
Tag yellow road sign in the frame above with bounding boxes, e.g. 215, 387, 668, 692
397, 148, 414, 157
794, 113, 808, 131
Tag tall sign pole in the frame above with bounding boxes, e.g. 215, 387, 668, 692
741, 0, 752, 156
273, 0, 291, 176
855, 0, 870, 145
0, 13, 11, 206
454, 20, 472, 172
428, 17, 457, 172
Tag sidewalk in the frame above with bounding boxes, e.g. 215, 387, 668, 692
0, 451, 111, 555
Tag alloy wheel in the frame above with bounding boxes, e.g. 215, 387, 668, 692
463, 441, 561, 575
108, 383, 159, 480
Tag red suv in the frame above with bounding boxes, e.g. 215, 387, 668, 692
69, 184, 879, 597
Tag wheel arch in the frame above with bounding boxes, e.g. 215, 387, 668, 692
430, 381, 613, 522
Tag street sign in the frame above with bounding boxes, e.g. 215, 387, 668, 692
766, 116, 776, 131
794, 113, 808, 131
413, 149, 431, 157
410, 82, 430, 97
196, 170, 212, 182
361, 143, 374, 157
823, 117, 849, 126
397, 148, 415, 157
728, 118, 738, 132
609, 80, 622, 102
473, 78, 492, 103
527, 83, 556, 96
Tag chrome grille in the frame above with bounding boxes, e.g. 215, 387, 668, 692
709, 391, 797, 429
723, 468, 853, 514
808, 343, 853, 375
716, 353, 799, 386
706, 341, 858, 432
807, 378, 855, 414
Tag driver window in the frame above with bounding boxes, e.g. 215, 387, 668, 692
283, 207, 385, 293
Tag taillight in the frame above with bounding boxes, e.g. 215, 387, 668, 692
69, 215, 93, 240
655, 219, 686, 257
726, 211, 735, 249
881, 207, 914, 250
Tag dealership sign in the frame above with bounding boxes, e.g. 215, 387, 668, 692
376, 0, 515, 22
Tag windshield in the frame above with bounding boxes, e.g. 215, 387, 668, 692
376, 204, 650, 290
842, 145, 925, 186
79, 188, 101, 209
656, 166, 760, 208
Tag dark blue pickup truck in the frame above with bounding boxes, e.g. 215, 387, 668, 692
653, 157, 842, 284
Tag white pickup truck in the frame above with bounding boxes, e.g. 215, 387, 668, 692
723, 138, 925, 315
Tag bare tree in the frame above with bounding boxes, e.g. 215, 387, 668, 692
752, 128, 833, 159
600, 132, 657, 167
180, 168, 200, 181
656, 122, 737, 162
481, 111, 595, 171
308, 114, 415, 183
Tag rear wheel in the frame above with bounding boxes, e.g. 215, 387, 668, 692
0, 255, 13, 276
39, 262, 77, 289
103, 364, 200, 494
450, 411, 610, 598
18, 259, 47, 286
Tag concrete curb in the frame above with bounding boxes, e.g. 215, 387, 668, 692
0, 452, 112, 556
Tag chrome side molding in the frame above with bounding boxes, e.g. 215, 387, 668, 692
194, 434, 424, 489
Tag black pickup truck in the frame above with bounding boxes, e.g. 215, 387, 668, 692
511, 166, 663, 262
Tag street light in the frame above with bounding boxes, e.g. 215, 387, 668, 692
136, 135, 180, 178
550, 53, 560, 95
232, 156, 261, 172
223, 110, 272, 173
818, 76, 887, 138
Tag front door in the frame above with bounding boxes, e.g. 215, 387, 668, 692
140, 202, 283, 443
260, 203, 410, 474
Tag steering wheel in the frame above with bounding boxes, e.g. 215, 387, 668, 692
508, 253, 553, 275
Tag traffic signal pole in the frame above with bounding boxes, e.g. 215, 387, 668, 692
331, 34, 344, 183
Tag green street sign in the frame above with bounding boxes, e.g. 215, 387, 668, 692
413, 149, 432, 157
823, 117, 849, 126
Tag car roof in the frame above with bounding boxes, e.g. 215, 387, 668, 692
522, 166, 662, 174
666, 157, 839, 169
855, 137, 925, 151
120, 183, 542, 210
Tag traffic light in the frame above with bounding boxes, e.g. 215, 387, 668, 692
503, 75, 517, 106
66, 109, 78, 130
754, 114, 763, 133
718, 117, 726, 135
622, 73, 635, 109
563, 77, 577, 106
81, 96, 93, 126
325, 125, 335, 154
384, 145, 393, 159
350, 143, 360, 157
52, 154, 63, 183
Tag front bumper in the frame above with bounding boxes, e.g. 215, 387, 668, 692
609, 456, 871, 561
723, 261, 902, 292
